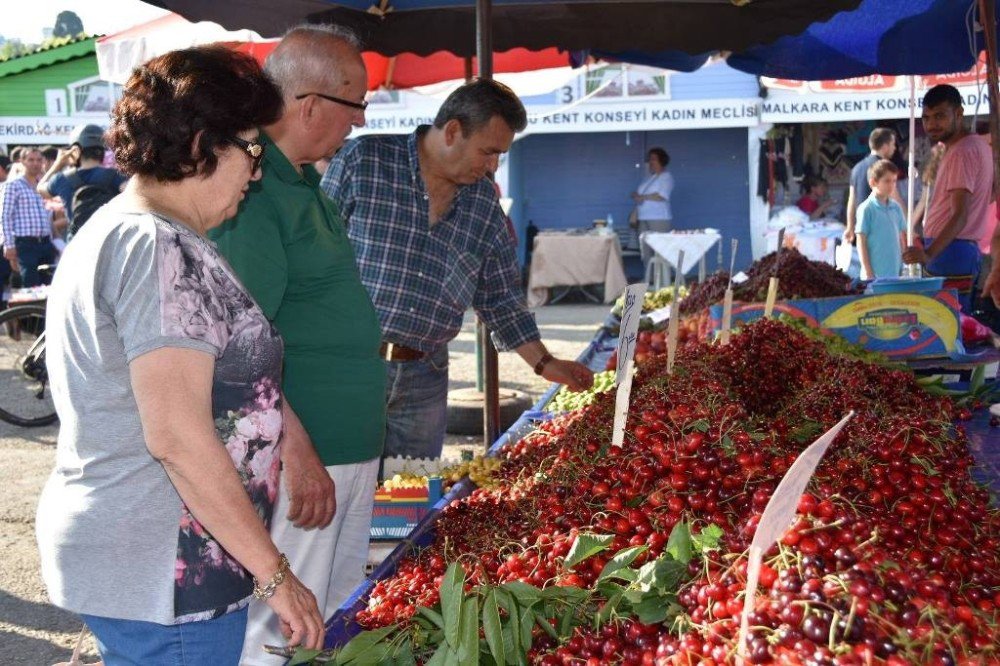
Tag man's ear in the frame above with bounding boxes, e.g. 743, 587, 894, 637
298, 95, 319, 128
443, 119, 463, 146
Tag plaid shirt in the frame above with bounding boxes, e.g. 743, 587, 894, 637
0, 176, 52, 248
322, 128, 539, 353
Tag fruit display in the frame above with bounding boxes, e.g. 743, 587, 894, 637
678, 249, 861, 317
376, 473, 434, 501
606, 287, 688, 335
547, 370, 617, 412
298, 318, 998, 665
439, 456, 504, 491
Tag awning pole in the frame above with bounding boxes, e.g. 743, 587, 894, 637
905, 75, 919, 277
476, 0, 500, 449
979, 0, 1000, 204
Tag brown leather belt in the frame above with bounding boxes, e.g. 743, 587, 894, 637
379, 341, 426, 362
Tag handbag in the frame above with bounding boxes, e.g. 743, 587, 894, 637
628, 207, 639, 229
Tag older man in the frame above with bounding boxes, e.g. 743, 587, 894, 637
209, 25, 384, 664
1, 147, 55, 287
322, 79, 594, 462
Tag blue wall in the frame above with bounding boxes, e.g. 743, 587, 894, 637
508, 127, 752, 272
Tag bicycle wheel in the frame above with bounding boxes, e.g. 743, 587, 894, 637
0, 304, 57, 427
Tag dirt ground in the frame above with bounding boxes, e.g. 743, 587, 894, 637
0, 301, 607, 664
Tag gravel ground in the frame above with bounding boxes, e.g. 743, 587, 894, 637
0, 301, 608, 664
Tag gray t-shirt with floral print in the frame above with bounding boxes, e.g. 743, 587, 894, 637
37, 211, 284, 625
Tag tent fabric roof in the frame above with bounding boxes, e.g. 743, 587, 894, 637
144, 0, 861, 57
0, 36, 97, 79
727, 0, 989, 79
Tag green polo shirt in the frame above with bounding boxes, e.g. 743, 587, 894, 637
209, 134, 386, 466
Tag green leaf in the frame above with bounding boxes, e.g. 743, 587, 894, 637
392, 639, 417, 666
691, 524, 724, 554
458, 596, 480, 664
540, 585, 589, 603
444, 644, 461, 666
596, 580, 627, 600
597, 545, 647, 583
440, 563, 466, 648
519, 602, 535, 652
335, 626, 396, 664
483, 591, 506, 666
632, 595, 672, 624
691, 419, 710, 432
533, 609, 560, 641
288, 648, 323, 666
635, 555, 687, 593
416, 606, 445, 630
971, 363, 986, 394
506, 603, 522, 660
424, 645, 449, 666
665, 522, 694, 565
500, 581, 542, 607
563, 533, 615, 570
596, 589, 625, 626
552, 601, 573, 638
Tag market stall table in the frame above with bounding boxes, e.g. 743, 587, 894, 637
526, 231, 628, 307
766, 220, 845, 266
642, 229, 722, 288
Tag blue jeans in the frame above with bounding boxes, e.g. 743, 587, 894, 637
383, 345, 449, 460
14, 236, 55, 288
924, 237, 981, 313
80, 607, 248, 666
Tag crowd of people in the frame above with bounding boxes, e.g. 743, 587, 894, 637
791, 84, 1000, 314
11, 22, 1000, 666
30, 24, 593, 666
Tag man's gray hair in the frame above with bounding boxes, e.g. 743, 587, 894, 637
265, 24, 362, 98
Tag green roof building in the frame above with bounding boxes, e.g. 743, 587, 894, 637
0, 36, 118, 148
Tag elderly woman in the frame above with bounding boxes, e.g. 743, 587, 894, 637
631, 146, 675, 265
35, 47, 324, 664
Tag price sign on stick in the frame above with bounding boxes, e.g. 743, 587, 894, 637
735, 411, 855, 665
611, 360, 636, 448
720, 239, 739, 345
764, 229, 785, 318
666, 250, 684, 374
615, 283, 648, 386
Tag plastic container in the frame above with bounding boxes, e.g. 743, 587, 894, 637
868, 277, 945, 294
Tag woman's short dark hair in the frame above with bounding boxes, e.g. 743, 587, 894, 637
432, 78, 527, 136
648, 147, 670, 168
108, 46, 283, 182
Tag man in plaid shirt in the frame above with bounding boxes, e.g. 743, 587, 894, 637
323, 79, 594, 460
1, 147, 55, 287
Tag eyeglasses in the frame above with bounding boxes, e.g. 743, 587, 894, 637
295, 92, 368, 111
229, 136, 265, 175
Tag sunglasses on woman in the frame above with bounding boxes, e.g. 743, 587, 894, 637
229, 136, 265, 175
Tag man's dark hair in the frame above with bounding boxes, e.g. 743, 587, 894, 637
648, 147, 670, 168
923, 84, 963, 110
80, 146, 105, 162
40, 145, 59, 162
868, 127, 895, 152
10, 147, 23, 162
108, 45, 282, 182
433, 78, 527, 136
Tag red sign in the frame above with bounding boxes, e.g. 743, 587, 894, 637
817, 74, 898, 91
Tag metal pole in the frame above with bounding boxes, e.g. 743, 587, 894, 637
476, 0, 500, 448
979, 0, 1000, 198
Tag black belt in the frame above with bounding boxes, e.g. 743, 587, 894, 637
15, 236, 51, 243
379, 341, 426, 362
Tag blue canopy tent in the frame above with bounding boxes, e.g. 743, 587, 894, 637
728, 0, 991, 79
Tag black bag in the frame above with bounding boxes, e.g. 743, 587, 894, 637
66, 169, 119, 235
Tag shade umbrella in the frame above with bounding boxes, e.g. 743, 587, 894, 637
139, 0, 861, 57
728, 0, 994, 78
97, 11, 577, 89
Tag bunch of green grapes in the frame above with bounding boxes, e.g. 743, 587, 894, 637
546, 369, 616, 412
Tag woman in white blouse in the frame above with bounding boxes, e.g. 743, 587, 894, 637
631, 147, 674, 264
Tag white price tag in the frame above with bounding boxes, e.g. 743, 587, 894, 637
615, 283, 648, 386
736, 412, 854, 664
611, 361, 636, 448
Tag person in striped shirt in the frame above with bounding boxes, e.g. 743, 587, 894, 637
1, 147, 55, 287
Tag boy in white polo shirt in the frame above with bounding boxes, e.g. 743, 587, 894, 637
857, 159, 907, 280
